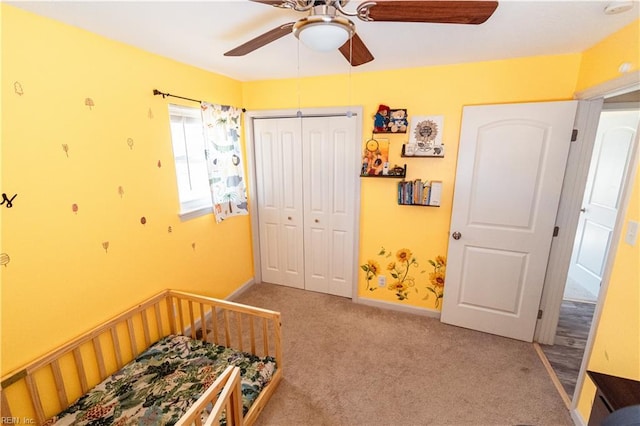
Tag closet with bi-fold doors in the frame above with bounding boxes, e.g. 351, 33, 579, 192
248, 108, 362, 298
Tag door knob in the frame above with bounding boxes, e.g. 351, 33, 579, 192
315, 219, 319, 223
452, 231, 462, 240
580, 208, 586, 213
287, 216, 292, 220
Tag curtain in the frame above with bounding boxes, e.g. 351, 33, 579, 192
200, 102, 248, 223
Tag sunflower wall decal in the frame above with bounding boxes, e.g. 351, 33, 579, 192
361, 247, 447, 307
407, 115, 445, 157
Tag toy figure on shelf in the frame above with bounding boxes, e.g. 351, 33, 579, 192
369, 153, 384, 175
388, 109, 408, 133
373, 104, 390, 132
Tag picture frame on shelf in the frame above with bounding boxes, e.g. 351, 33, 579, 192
408, 115, 445, 157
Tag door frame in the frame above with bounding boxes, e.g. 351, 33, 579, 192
534, 73, 639, 414
244, 106, 363, 298
566, 106, 639, 299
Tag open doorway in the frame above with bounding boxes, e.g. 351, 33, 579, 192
540, 90, 640, 397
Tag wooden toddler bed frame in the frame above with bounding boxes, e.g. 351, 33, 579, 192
0, 289, 282, 425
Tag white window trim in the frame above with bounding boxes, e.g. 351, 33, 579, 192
179, 205, 213, 221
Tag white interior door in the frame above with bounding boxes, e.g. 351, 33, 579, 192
441, 101, 578, 342
566, 109, 640, 300
253, 118, 305, 289
302, 117, 357, 297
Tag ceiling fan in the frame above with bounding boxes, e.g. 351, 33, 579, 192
224, 0, 499, 66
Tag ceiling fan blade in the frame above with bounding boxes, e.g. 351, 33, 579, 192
339, 33, 374, 66
250, 0, 290, 6
224, 23, 295, 56
362, 1, 498, 24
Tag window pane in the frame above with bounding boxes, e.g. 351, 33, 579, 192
168, 105, 212, 215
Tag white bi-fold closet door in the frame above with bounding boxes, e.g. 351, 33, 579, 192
253, 115, 358, 298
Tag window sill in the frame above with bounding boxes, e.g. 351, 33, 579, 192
179, 206, 213, 221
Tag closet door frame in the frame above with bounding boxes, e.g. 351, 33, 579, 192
245, 106, 363, 299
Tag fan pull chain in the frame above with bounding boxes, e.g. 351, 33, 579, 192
347, 35, 353, 118
296, 37, 302, 118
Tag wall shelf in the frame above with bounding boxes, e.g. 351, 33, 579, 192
360, 164, 406, 179
401, 144, 445, 158
398, 179, 442, 206
398, 203, 440, 207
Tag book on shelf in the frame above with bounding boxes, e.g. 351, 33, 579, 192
422, 181, 431, 205
397, 179, 440, 206
429, 181, 442, 206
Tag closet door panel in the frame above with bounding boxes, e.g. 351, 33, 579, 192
327, 119, 356, 297
254, 118, 304, 289
263, 223, 281, 274
302, 117, 356, 297
303, 121, 330, 293
331, 230, 348, 281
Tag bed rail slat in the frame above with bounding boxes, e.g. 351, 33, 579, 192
92, 337, 107, 380
141, 309, 151, 347
110, 327, 124, 369
51, 359, 69, 408
249, 316, 256, 354
203, 367, 242, 426
236, 312, 243, 352
188, 301, 196, 340
154, 302, 163, 337
199, 303, 207, 342
262, 318, 269, 357
126, 318, 138, 358
274, 317, 283, 367
223, 311, 231, 347
211, 307, 220, 345
176, 298, 185, 335
176, 365, 241, 426
72, 348, 89, 394
167, 296, 177, 335
1, 390, 12, 418
24, 374, 45, 425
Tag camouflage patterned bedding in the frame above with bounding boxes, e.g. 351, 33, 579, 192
45, 334, 277, 425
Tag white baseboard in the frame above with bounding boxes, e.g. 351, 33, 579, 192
225, 278, 255, 301
355, 296, 441, 319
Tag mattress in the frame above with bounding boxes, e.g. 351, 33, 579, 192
45, 334, 277, 425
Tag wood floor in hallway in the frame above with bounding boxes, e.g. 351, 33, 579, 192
540, 300, 596, 396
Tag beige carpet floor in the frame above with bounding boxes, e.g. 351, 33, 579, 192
233, 283, 572, 426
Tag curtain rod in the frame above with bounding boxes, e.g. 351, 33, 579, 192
153, 89, 246, 112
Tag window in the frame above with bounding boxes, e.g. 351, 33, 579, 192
168, 104, 212, 219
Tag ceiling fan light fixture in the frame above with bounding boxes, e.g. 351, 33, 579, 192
293, 15, 355, 52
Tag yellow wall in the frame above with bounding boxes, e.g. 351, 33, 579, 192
574, 21, 640, 422
1, 5, 253, 375
2, 5, 637, 420
245, 54, 581, 309
576, 165, 640, 420
576, 19, 640, 92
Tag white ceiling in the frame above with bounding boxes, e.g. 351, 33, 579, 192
8, 0, 640, 82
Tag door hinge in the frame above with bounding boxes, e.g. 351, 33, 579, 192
538, 309, 543, 319
571, 129, 578, 142
553, 226, 559, 237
